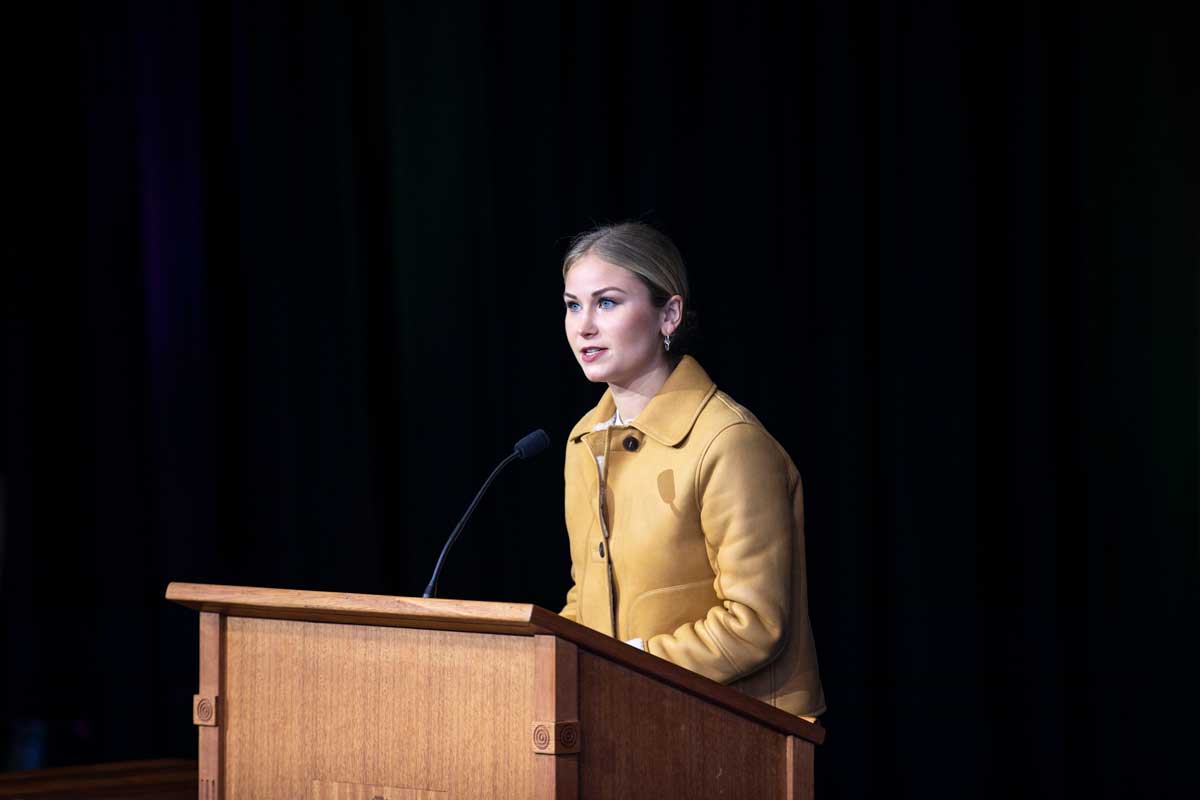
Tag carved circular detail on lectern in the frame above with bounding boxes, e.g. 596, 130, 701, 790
532, 724, 552, 751
557, 722, 579, 750
196, 698, 214, 723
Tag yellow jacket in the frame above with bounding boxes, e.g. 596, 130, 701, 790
560, 356, 825, 718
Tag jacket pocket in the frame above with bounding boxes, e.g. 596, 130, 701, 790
628, 578, 716, 642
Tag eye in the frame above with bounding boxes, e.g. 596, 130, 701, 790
564, 300, 581, 312
597, 297, 617, 310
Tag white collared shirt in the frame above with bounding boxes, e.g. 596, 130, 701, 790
592, 409, 635, 477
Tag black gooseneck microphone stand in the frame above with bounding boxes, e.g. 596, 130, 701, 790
422, 429, 550, 598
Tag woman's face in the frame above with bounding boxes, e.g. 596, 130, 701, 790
563, 254, 672, 387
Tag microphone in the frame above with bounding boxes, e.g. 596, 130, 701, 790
513, 428, 551, 460
422, 429, 551, 598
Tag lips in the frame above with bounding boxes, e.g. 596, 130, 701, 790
580, 347, 607, 363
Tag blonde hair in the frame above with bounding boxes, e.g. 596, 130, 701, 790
561, 222, 697, 355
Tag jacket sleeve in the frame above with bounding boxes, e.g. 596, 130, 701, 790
560, 565, 579, 622
646, 422, 794, 683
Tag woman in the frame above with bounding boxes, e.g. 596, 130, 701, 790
559, 222, 825, 719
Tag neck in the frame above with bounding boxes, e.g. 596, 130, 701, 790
609, 359, 674, 421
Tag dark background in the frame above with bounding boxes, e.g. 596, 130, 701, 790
3, 1, 1197, 797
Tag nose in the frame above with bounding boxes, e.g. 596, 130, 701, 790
578, 307, 598, 337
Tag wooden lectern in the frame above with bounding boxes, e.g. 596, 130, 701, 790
166, 583, 824, 799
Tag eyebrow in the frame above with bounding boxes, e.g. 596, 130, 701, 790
562, 286, 629, 299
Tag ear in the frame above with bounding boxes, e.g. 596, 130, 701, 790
660, 295, 683, 335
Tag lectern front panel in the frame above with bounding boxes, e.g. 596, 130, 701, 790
221, 617, 535, 799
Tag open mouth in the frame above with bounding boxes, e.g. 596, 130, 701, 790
580, 347, 607, 363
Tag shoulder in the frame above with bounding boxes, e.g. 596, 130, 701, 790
693, 390, 794, 471
693, 389, 768, 444
707, 390, 765, 427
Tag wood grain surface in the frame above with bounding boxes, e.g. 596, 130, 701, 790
167, 583, 824, 746
167, 583, 542, 635
540, 611, 826, 746
0, 759, 197, 799
310, 779, 446, 798
534, 635, 579, 799
221, 616, 534, 799
197, 611, 223, 799
785, 735, 815, 800
576, 650, 789, 799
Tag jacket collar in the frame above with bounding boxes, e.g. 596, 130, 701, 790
568, 356, 718, 447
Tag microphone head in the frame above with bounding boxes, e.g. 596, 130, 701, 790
513, 429, 551, 460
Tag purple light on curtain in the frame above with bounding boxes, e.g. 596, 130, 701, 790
133, 2, 206, 364
129, 0, 215, 552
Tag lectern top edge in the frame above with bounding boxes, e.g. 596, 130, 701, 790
166, 581, 544, 632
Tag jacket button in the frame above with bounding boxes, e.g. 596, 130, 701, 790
598, 541, 605, 558
623, 435, 639, 452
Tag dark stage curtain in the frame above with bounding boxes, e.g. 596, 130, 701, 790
3, 1, 1197, 797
